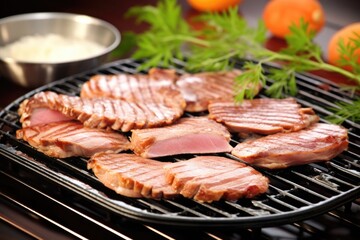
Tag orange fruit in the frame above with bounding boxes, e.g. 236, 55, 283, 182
327, 23, 360, 68
187, 0, 243, 12
263, 0, 325, 38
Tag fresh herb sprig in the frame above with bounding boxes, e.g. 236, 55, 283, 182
326, 97, 360, 124
325, 32, 360, 124
127, 0, 360, 123
126, 0, 195, 69
336, 32, 360, 75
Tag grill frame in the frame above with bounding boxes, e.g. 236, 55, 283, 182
0, 58, 359, 229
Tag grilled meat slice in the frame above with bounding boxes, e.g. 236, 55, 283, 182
208, 98, 319, 135
131, 117, 233, 158
20, 107, 73, 127
19, 91, 185, 131
18, 94, 73, 127
16, 121, 131, 158
80, 68, 178, 103
231, 123, 348, 169
80, 68, 186, 115
176, 70, 262, 112
87, 153, 178, 199
164, 156, 269, 203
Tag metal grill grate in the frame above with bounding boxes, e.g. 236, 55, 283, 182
0, 58, 359, 228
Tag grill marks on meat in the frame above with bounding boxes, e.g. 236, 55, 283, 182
80, 68, 186, 120
15, 68, 349, 203
176, 70, 262, 112
231, 123, 348, 169
80, 68, 177, 102
130, 117, 233, 158
16, 121, 131, 158
87, 153, 178, 199
19, 91, 185, 131
209, 98, 319, 135
87, 153, 269, 202
18, 94, 73, 127
163, 156, 269, 203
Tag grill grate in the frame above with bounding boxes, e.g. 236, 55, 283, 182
0, 58, 359, 228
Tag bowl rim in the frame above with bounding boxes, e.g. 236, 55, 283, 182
0, 12, 121, 64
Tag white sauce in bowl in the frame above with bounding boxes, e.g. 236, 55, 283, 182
0, 34, 106, 63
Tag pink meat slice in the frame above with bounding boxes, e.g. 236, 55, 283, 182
130, 117, 233, 158
176, 69, 262, 112
87, 153, 178, 199
16, 121, 131, 158
18, 91, 185, 131
208, 98, 319, 135
163, 156, 269, 203
231, 123, 348, 169
28, 108, 73, 126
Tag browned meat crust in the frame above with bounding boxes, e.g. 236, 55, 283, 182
231, 123, 348, 169
80, 68, 178, 102
19, 91, 185, 132
208, 98, 319, 135
176, 70, 262, 112
16, 121, 131, 158
87, 153, 178, 199
88, 153, 269, 202
163, 156, 269, 203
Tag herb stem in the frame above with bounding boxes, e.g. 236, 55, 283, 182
160, 32, 360, 85
128, 0, 360, 124
192, 50, 241, 68
261, 50, 360, 85
162, 35, 210, 47
162, 32, 360, 84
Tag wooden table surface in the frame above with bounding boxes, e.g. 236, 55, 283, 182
1, 0, 360, 108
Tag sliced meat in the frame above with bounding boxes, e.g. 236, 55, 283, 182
231, 123, 348, 169
18, 91, 185, 131
79, 68, 186, 117
176, 69, 262, 112
80, 68, 178, 102
87, 153, 178, 199
131, 117, 233, 158
18, 95, 72, 127
16, 121, 131, 158
208, 98, 319, 135
163, 156, 269, 203
24, 108, 73, 126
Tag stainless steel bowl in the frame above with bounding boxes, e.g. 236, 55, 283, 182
0, 12, 121, 88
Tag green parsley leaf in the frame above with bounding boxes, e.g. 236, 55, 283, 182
234, 62, 266, 102
326, 97, 360, 124
126, 0, 360, 123
336, 32, 360, 74
282, 18, 323, 65
127, 0, 192, 69
265, 67, 297, 98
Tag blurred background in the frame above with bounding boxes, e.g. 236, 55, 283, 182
1, 0, 360, 106
2, 0, 360, 53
